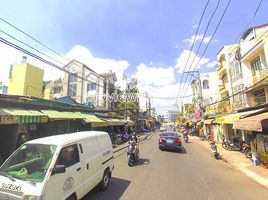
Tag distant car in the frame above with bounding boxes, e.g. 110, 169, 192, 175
159, 131, 182, 152
160, 126, 167, 132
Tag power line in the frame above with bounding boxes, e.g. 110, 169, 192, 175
0, 29, 67, 67
179, 0, 221, 101
233, 0, 264, 43
0, 16, 70, 63
176, 0, 210, 103
180, 0, 232, 104
0, 16, 100, 85
0, 35, 106, 89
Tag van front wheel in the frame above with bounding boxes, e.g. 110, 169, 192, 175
100, 170, 110, 191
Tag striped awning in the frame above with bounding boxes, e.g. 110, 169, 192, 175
0, 108, 48, 124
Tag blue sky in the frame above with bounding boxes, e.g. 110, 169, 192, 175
0, 0, 267, 113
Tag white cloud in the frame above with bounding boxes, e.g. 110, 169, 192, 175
133, 63, 193, 114
0, 44, 130, 90
207, 60, 217, 68
183, 34, 212, 47
174, 50, 210, 73
133, 63, 175, 87
0, 43, 23, 85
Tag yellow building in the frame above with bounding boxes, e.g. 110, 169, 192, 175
8, 59, 44, 98
240, 24, 268, 107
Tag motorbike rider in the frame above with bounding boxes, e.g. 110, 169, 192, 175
182, 129, 189, 140
129, 133, 139, 157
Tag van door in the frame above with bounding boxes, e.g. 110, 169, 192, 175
44, 144, 84, 200
81, 138, 102, 193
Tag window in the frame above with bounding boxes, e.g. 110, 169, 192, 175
68, 84, 77, 97
57, 144, 79, 168
68, 73, 77, 97
203, 80, 209, 89
87, 83, 96, 91
0, 144, 56, 182
254, 88, 266, 105
233, 84, 245, 108
53, 87, 62, 94
69, 73, 77, 83
230, 59, 242, 81
251, 56, 264, 75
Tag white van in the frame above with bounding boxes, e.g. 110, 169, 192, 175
0, 131, 114, 200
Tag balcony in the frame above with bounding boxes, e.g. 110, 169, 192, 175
217, 64, 227, 77
252, 68, 268, 85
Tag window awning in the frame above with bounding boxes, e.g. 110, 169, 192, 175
215, 109, 262, 124
76, 112, 108, 127
233, 112, 268, 132
41, 110, 84, 120
0, 108, 48, 124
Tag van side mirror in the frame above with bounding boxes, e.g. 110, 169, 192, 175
52, 165, 66, 175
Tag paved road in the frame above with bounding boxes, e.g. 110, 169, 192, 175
83, 132, 268, 200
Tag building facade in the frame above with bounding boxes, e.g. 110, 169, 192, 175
8, 57, 44, 98
44, 78, 63, 100
62, 60, 105, 108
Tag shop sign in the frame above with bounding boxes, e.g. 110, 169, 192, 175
0, 116, 17, 124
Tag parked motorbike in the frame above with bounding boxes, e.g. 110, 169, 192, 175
241, 141, 252, 158
210, 142, 221, 159
127, 141, 138, 166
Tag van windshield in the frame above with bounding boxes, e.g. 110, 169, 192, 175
0, 144, 56, 182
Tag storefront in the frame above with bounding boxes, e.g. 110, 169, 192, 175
233, 112, 268, 167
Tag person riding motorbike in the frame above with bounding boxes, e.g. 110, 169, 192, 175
182, 129, 189, 142
129, 133, 139, 157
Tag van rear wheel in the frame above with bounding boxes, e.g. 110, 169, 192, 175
100, 169, 110, 191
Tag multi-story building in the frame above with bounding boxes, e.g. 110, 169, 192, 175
166, 110, 177, 122
0, 82, 8, 94
62, 60, 105, 108
8, 56, 44, 98
240, 23, 268, 107
191, 72, 221, 113
100, 71, 117, 109
44, 78, 63, 100
126, 78, 137, 91
216, 45, 234, 113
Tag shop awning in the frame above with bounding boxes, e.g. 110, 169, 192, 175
102, 118, 125, 126
41, 110, 84, 120
127, 120, 135, 126
233, 112, 268, 132
0, 108, 48, 124
76, 112, 108, 127
215, 109, 262, 124
204, 119, 213, 125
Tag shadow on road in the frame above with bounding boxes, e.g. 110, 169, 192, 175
161, 147, 187, 154
82, 177, 131, 200
136, 158, 150, 165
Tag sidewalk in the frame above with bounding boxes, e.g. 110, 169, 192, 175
190, 135, 268, 190
113, 132, 155, 153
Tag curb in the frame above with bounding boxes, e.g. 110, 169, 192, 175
113, 132, 154, 153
